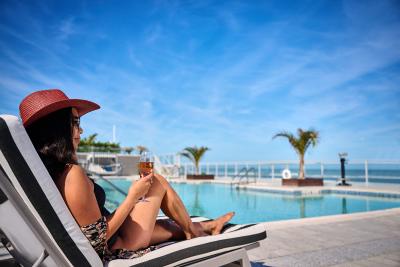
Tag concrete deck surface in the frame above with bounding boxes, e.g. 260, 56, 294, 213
249, 207, 400, 267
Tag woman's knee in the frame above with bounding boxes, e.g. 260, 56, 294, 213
137, 234, 152, 249
154, 173, 173, 191
154, 173, 165, 180
149, 177, 166, 196
122, 232, 152, 250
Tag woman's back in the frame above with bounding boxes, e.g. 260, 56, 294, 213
56, 164, 103, 227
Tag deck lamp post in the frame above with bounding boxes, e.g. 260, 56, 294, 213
338, 153, 351, 186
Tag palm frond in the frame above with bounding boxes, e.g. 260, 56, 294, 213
273, 129, 320, 160
135, 145, 148, 155
273, 131, 301, 154
87, 133, 98, 144
273, 132, 293, 140
180, 152, 194, 161
180, 146, 210, 174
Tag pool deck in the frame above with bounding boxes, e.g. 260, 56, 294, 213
249, 207, 400, 267
170, 178, 400, 266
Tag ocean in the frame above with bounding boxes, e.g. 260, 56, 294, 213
180, 162, 400, 184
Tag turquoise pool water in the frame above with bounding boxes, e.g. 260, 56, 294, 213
97, 180, 400, 224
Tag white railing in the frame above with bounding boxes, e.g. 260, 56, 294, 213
79, 151, 400, 185
178, 160, 400, 185
153, 155, 180, 178
157, 153, 181, 166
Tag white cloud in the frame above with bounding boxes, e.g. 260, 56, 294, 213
128, 47, 143, 67
58, 17, 78, 40
145, 24, 162, 44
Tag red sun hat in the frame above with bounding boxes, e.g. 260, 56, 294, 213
19, 89, 100, 127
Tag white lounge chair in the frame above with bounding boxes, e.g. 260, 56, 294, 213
0, 115, 267, 267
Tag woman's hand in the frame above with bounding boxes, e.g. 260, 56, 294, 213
128, 173, 153, 201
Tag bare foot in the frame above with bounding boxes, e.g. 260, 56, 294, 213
184, 223, 207, 240
211, 212, 235, 235
184, 212, 235, 239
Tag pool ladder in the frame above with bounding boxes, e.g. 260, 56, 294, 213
230, 167, 257, 186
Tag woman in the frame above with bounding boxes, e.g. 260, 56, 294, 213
19, 89, 234, 261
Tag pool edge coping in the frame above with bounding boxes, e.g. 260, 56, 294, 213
261, 206, 400, 229
166, 179, 400, 198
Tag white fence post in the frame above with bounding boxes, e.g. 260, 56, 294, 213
235, 162, 238, 175
365, 160, 369, 186
184, 163, 187, 179
320, 162, 324, 178
225, 163, 228, 178
258, 162, 261, 180
215, 163, 218, 177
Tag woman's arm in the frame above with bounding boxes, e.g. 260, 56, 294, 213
62, 164, 151, 240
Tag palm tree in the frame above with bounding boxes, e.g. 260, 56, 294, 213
180, 146, 210, 175
87, 133, 98, 145
124, 146, 134, 154
135, 145, 148, 155
273, 128, 319, 179
78, 133, 121, 152
79, 133, 98, 146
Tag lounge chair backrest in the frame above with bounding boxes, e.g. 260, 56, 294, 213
0, 115, 102, 266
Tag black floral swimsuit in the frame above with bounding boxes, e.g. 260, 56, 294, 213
79, 181, 157, 261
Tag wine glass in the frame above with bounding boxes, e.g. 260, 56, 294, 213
137, 151, 154, 202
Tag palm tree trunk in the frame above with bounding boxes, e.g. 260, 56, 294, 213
195, 162, 199, 175
299, 155, 305, 179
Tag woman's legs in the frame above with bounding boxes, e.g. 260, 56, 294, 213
149, 219, 185, 244
154, 173, 235, 238
154, 173, 202, 239
112, 174, 235, 251
149, 211, 236, 245
113, 177, 167, 250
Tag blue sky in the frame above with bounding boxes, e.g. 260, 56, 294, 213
0, 0, 399, 161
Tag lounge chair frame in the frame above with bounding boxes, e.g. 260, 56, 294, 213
0, 167, 65, 266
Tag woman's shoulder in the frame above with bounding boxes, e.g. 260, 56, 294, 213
63, 164, 91, 190
65, 163, 86, 176
61, 164, 102, 226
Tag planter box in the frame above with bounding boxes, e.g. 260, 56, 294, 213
186, 174, 215, 180
282, 178, 323, 187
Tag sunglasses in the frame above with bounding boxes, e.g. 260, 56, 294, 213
72, 116, 80, 128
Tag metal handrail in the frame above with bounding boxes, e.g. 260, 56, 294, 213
231, 167, 257, 185
238, 167, 257, 185
86, 170, 127, 197
230, 167, 248, 185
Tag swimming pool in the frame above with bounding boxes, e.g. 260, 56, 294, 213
97, 179, 400, 224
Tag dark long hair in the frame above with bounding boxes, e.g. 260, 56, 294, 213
26, 108, 77, 181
